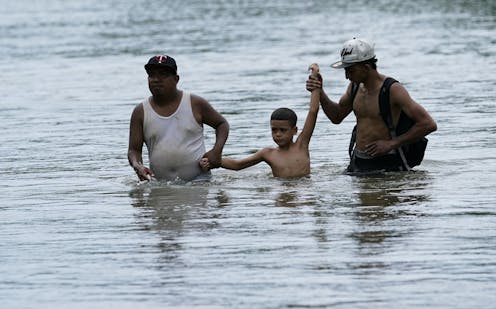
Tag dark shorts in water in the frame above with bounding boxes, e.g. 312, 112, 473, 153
347, 149, 406, 174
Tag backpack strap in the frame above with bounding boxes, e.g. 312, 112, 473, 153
348, 82, 359, 158
378, 77, 411, 170
378, 77, 398, 130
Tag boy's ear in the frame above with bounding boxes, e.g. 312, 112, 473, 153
293, 126, 298, 135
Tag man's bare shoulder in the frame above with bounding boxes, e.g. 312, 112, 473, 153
190, 93, 209, 106
190, 93, 218, 114
389, 82, 414, 107
131, 102, 144, 119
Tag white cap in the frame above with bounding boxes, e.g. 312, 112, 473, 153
331, 38, 376, 69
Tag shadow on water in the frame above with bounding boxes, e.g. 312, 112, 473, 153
348, 171, 433, 250
128, 183, 210, 261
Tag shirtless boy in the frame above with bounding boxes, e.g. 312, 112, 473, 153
202, 64, 321, 178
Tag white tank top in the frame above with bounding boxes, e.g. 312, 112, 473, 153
142, 92, 207, 181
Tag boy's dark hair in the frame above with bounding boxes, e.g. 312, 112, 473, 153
271, 108, 297, 127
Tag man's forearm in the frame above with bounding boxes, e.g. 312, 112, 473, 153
213, 121, 229, 153
128, 150, 143, 169
393, 120, 436, 148
320, 90, 342, 124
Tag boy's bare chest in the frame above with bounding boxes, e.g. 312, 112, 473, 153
268, 147, 309, 172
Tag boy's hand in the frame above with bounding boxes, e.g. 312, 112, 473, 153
199, 158, 211, 171
308, 63, 320, 75
202, 149, 222, 168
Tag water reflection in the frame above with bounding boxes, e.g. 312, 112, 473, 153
275, 191, 299, 207
274, 178, 317, 208
350, 172, 432, 247
354, 171, 432, 206
129, 184, 209, 260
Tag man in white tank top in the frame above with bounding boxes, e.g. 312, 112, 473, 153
128, 55, 229, 181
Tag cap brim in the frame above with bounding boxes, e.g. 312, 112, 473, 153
144, 64, 176, 73
330, 60, 354, 69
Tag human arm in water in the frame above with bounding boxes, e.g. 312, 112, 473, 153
192, 94, 229, 168
198, 146, 268, 172
216, 149, 268, 171
127, 103, 154, 181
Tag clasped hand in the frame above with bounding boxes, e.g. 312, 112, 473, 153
199, 149, 222, 171
306, 74, 323, 92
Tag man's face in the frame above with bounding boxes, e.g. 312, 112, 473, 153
344, 64, 367, 83
146, 67, 178, 97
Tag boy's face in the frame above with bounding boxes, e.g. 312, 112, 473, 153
270, 120, 297, 147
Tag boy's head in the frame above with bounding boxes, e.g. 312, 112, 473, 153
270, 108, 297, 147
271, 108, 297, 127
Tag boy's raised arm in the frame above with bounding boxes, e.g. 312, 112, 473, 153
297, 63, 321, 147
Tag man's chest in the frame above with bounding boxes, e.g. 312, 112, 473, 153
353, 90, 381, 120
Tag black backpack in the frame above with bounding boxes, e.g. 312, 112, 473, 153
348, 77, 428, 170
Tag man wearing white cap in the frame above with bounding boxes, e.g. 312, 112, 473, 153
306, 38, 437, 173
